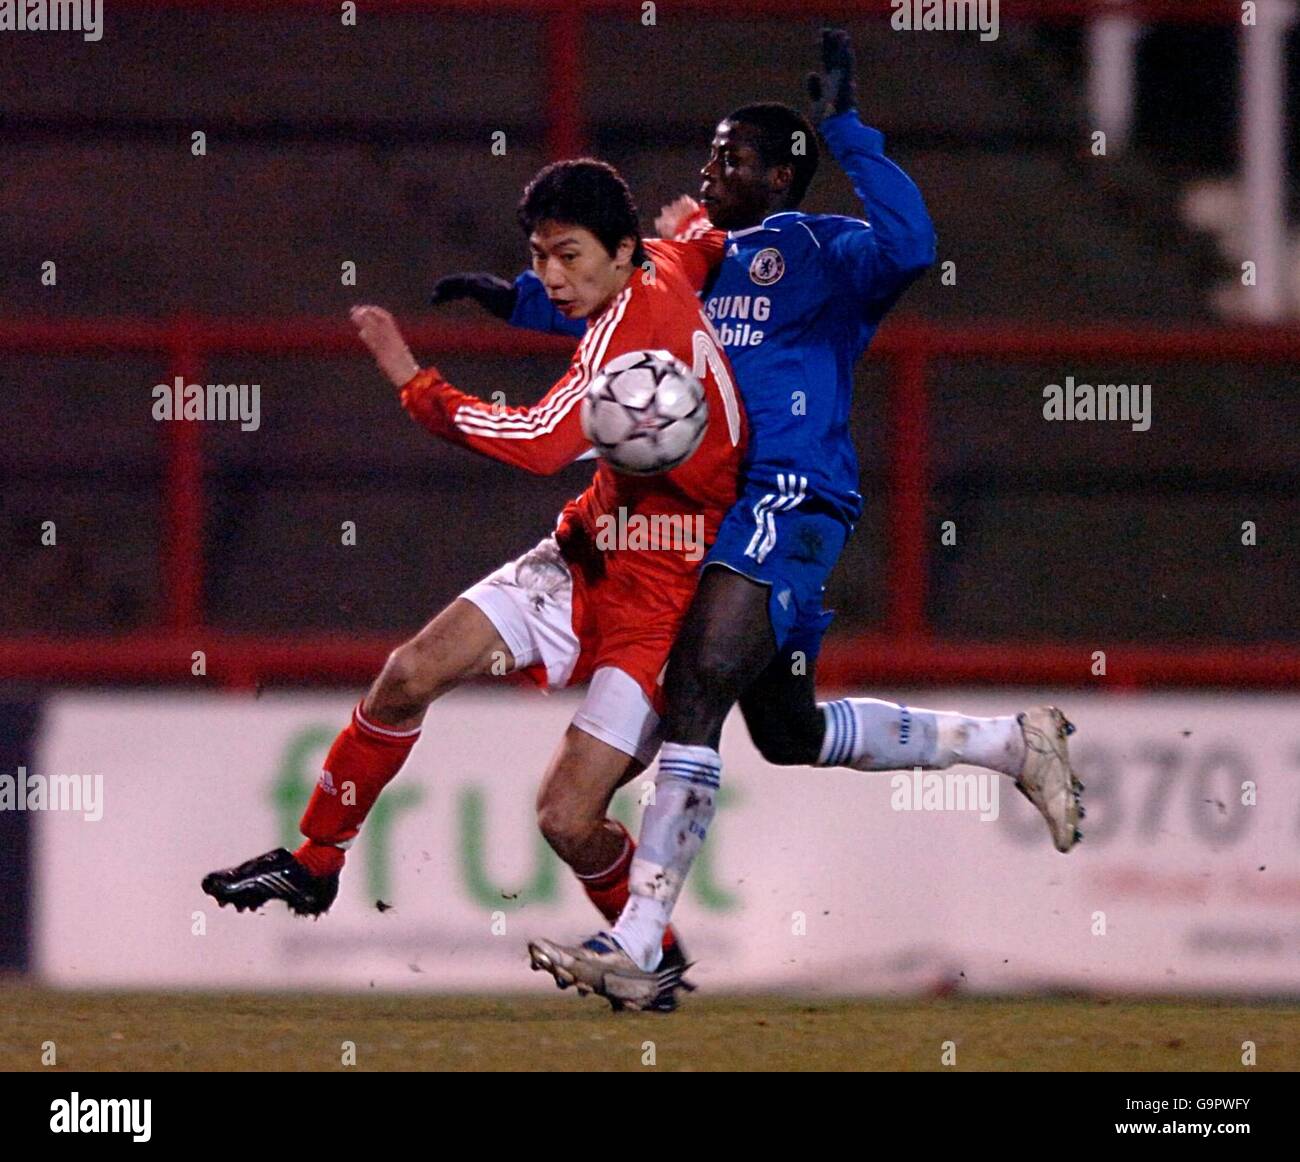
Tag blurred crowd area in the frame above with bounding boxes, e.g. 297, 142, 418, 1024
1, 9, 1296, 642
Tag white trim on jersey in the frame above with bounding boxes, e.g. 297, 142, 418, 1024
679, 218, 713, 243
743, 473, 808, 564
453, 376, 587, 440
798, 220, 822, 248
451, 288, 631, 440
692, 323, 743, 446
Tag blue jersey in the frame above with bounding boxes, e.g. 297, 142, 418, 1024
509, 111, 935, 526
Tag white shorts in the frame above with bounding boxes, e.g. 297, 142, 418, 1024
461, 536, 663, 766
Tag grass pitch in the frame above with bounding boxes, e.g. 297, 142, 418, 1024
1, 986, 1295, 1071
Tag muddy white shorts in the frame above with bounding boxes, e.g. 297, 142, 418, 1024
460, 536, 663, 766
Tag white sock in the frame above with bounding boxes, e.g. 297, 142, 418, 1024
610, 895, 672, 969
817, 698, 1024, 777
611, 742, 719, 971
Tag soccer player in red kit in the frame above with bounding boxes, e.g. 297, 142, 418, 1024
202, 159, 744, 1008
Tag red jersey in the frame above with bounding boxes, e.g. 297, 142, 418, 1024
401, 233, 747, 701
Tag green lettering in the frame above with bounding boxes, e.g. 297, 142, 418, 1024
689, 784, 739, 911
459, 786, 557, 906
365, 785, 423, 900
271, 726, 336, 849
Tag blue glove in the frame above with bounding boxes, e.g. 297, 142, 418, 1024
806, 26, 857, 124
429, 273, 518, 320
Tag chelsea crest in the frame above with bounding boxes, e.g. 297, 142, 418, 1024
749, 247, 785, 286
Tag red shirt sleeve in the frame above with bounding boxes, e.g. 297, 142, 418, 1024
650, 208, 726, 292
400, 281, 650, 476
400, 364, 592, 477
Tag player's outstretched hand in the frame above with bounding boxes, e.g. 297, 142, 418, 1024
350, 305, 421, 389
655, 195, 703, 240
429, 272, 518, 320
806, 26, 857, 124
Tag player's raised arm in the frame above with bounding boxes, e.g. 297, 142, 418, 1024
654, 195, 702, 240
430, 268, 586, 339
401, 365, 593, 476
807, 28, 937, 314
351, 304, 590, 476
429, 272, 518, 318
509, 269, 588, 337
650, 197, 727, 294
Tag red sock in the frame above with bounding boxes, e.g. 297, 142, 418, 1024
294, 840, 345, 877
295, 703, 420, 872
575, 821, 676, 952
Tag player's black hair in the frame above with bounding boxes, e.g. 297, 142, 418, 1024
724, 101, 820, 207
517, 159, 646, 266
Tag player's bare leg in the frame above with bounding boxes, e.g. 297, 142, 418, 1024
602, 568, 775, 973
362, 597, 511, 729
529, 568, 773, 1003
535, 724, 643, 876
201, 599, 512, 915
661, 567, 777, 750
526, 724, 696, 1011
531, 719, 694, 1011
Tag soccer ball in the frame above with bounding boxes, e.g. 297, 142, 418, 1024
580, 350, 709, 475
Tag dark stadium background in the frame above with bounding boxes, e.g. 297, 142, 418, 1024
0, 0, 1297, 1059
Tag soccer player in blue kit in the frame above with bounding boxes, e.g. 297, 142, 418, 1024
435, 29, 1084, 1010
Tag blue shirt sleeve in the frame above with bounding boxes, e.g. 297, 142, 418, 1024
507, 270, 586, 337
817, 110, 937, 319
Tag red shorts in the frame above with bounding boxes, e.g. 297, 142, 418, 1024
460, 535, 695, 764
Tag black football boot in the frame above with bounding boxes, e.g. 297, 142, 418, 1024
201, 848, 339, 917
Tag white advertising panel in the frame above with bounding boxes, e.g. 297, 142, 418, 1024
30, 690, 1300, 994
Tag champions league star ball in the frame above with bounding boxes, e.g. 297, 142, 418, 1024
580, 349, 709, 475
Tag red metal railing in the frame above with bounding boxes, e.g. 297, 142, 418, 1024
5, 316, 1300, 688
